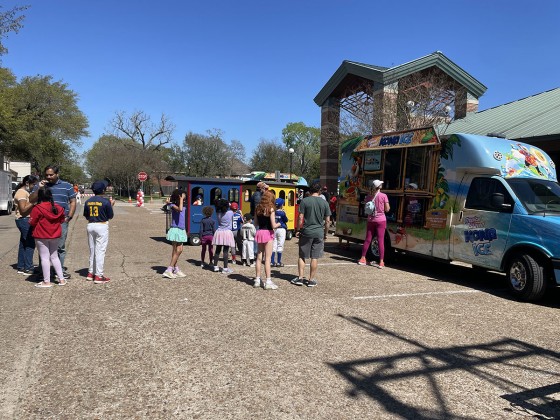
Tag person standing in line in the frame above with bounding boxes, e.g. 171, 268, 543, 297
241, 213, 256, 267
321, 185, 330, 202
212, 198, 236, 274
291, 182, 331, 287
358, 179, 390, 268
271, 198, 288, 267
250, 181, 267, 259
199, 206, 216, 268
329, 194, 338, 228
43, 165, 76, 280
83, 180, 115, 284
254, 191, 281, 290
13, 175, 39, 275
29, 188, 66, 288
162, 189, 188, 279
230, 202, 243, 265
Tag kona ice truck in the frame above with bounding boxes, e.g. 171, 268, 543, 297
336, 126, 560, 301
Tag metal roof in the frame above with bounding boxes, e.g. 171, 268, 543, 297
443, 88, 560, 140
314, 51, 487, 106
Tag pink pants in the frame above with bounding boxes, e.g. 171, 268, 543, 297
361, 219, 387, 260
36, 238, 64, 283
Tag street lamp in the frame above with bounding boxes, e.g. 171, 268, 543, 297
288, 148, 295, 183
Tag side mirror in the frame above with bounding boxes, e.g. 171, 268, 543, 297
491, 193, 512, 210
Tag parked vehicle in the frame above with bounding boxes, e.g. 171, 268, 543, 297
0, 170, 14, 215
336, 126, 560, 301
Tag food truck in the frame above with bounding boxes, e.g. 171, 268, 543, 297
336, 126, 560, 301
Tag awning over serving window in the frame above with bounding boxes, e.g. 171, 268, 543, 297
354, 127, 440, 152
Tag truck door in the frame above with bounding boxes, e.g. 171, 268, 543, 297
451, 176, 514, 269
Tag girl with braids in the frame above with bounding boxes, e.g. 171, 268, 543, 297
29, 188, 66, 288
211, 198, 236, 274
254, 190, 281, 290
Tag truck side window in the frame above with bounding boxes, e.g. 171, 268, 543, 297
465, 178, 513, 213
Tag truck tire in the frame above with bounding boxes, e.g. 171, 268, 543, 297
286, 230, 293, 240
189, 235, 201, 246
367, 233, 394, 264
506, 253, 546, 301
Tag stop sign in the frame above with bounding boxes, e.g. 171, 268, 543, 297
137, 171, 148, 182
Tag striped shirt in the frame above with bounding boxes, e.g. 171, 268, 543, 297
47, 179, 76, 216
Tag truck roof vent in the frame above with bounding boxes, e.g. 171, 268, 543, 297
487, 132, 507, 138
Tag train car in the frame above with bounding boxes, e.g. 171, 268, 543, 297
241, 180, 304, 240
164, 176, 243, 245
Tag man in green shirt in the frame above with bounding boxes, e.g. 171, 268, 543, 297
291, 183, 331, 287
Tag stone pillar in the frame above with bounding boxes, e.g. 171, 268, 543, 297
454, 86, 468, 119
320, 97, 340, 194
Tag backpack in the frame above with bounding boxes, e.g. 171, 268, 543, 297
364, 193, 378, 216
364, 199, 376, 216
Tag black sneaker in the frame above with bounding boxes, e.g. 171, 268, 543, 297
291, 277, 305, 286
305, 279, 318, 287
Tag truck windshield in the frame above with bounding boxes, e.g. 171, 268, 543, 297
507, 178, 560, 214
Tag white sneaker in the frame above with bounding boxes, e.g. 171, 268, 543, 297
174, 270, 186, 278
162, 270, 176, 279
264, 279, 278, 290
222, 268, 234, 274
249, 263, 255, 268
253, 277, 262, 288
213, 266, 220, 272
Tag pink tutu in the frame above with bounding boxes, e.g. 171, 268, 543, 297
212, 229, 235, 247
256, 229, 274, 243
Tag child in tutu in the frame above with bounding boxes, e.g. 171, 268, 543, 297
212, 198, 236, 274
163, 189, 187, 279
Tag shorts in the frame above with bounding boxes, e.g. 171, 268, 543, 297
255, 229, 274, 243
298, 235, 325, 259
166, 227, 187, 243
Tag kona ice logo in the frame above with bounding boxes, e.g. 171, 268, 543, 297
463, 216, 497, 256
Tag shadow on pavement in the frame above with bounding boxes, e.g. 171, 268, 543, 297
330, 315, 560, 420
149, 236, 169, 244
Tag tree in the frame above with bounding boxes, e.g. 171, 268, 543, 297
249, 139, 289, 173
0, 5, 29, 61
281, 122, 321, 182
7, 75, 89, 172
85, 135, 144, 196
182, 130, 238, 177
110, 110, 175, 151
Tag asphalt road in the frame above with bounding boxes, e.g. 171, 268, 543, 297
1, 201, 558, 419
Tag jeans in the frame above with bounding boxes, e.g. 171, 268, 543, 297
58, 221, 69, 268
15, 217, 35, 270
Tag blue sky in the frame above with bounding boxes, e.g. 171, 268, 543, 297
2, 0, 559, 159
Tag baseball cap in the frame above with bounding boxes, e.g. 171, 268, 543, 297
372, 179, 384, 189
230, 202, 238, 210
92, 180, 108, 194
275, 198, 284, 207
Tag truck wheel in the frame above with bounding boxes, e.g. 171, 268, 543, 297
367, 233, 394, 264
506, 253, 546, 301
189, 235, 201, 246
286, 230, 293, 240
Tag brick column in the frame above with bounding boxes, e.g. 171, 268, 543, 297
320, 97, 340, 193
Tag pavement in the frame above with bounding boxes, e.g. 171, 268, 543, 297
0, 201, 559, 419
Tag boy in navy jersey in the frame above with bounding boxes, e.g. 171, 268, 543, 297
83, 180, 115, 284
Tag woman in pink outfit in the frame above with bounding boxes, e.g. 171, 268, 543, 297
358, 180, 390, 268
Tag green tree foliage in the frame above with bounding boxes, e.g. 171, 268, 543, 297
86, 135, 145, 195
0, 5, 28, 61
1, 73, 88, 172
281, 122, 321, 182
249, 139, 289, 173
182, 130, 242, 177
